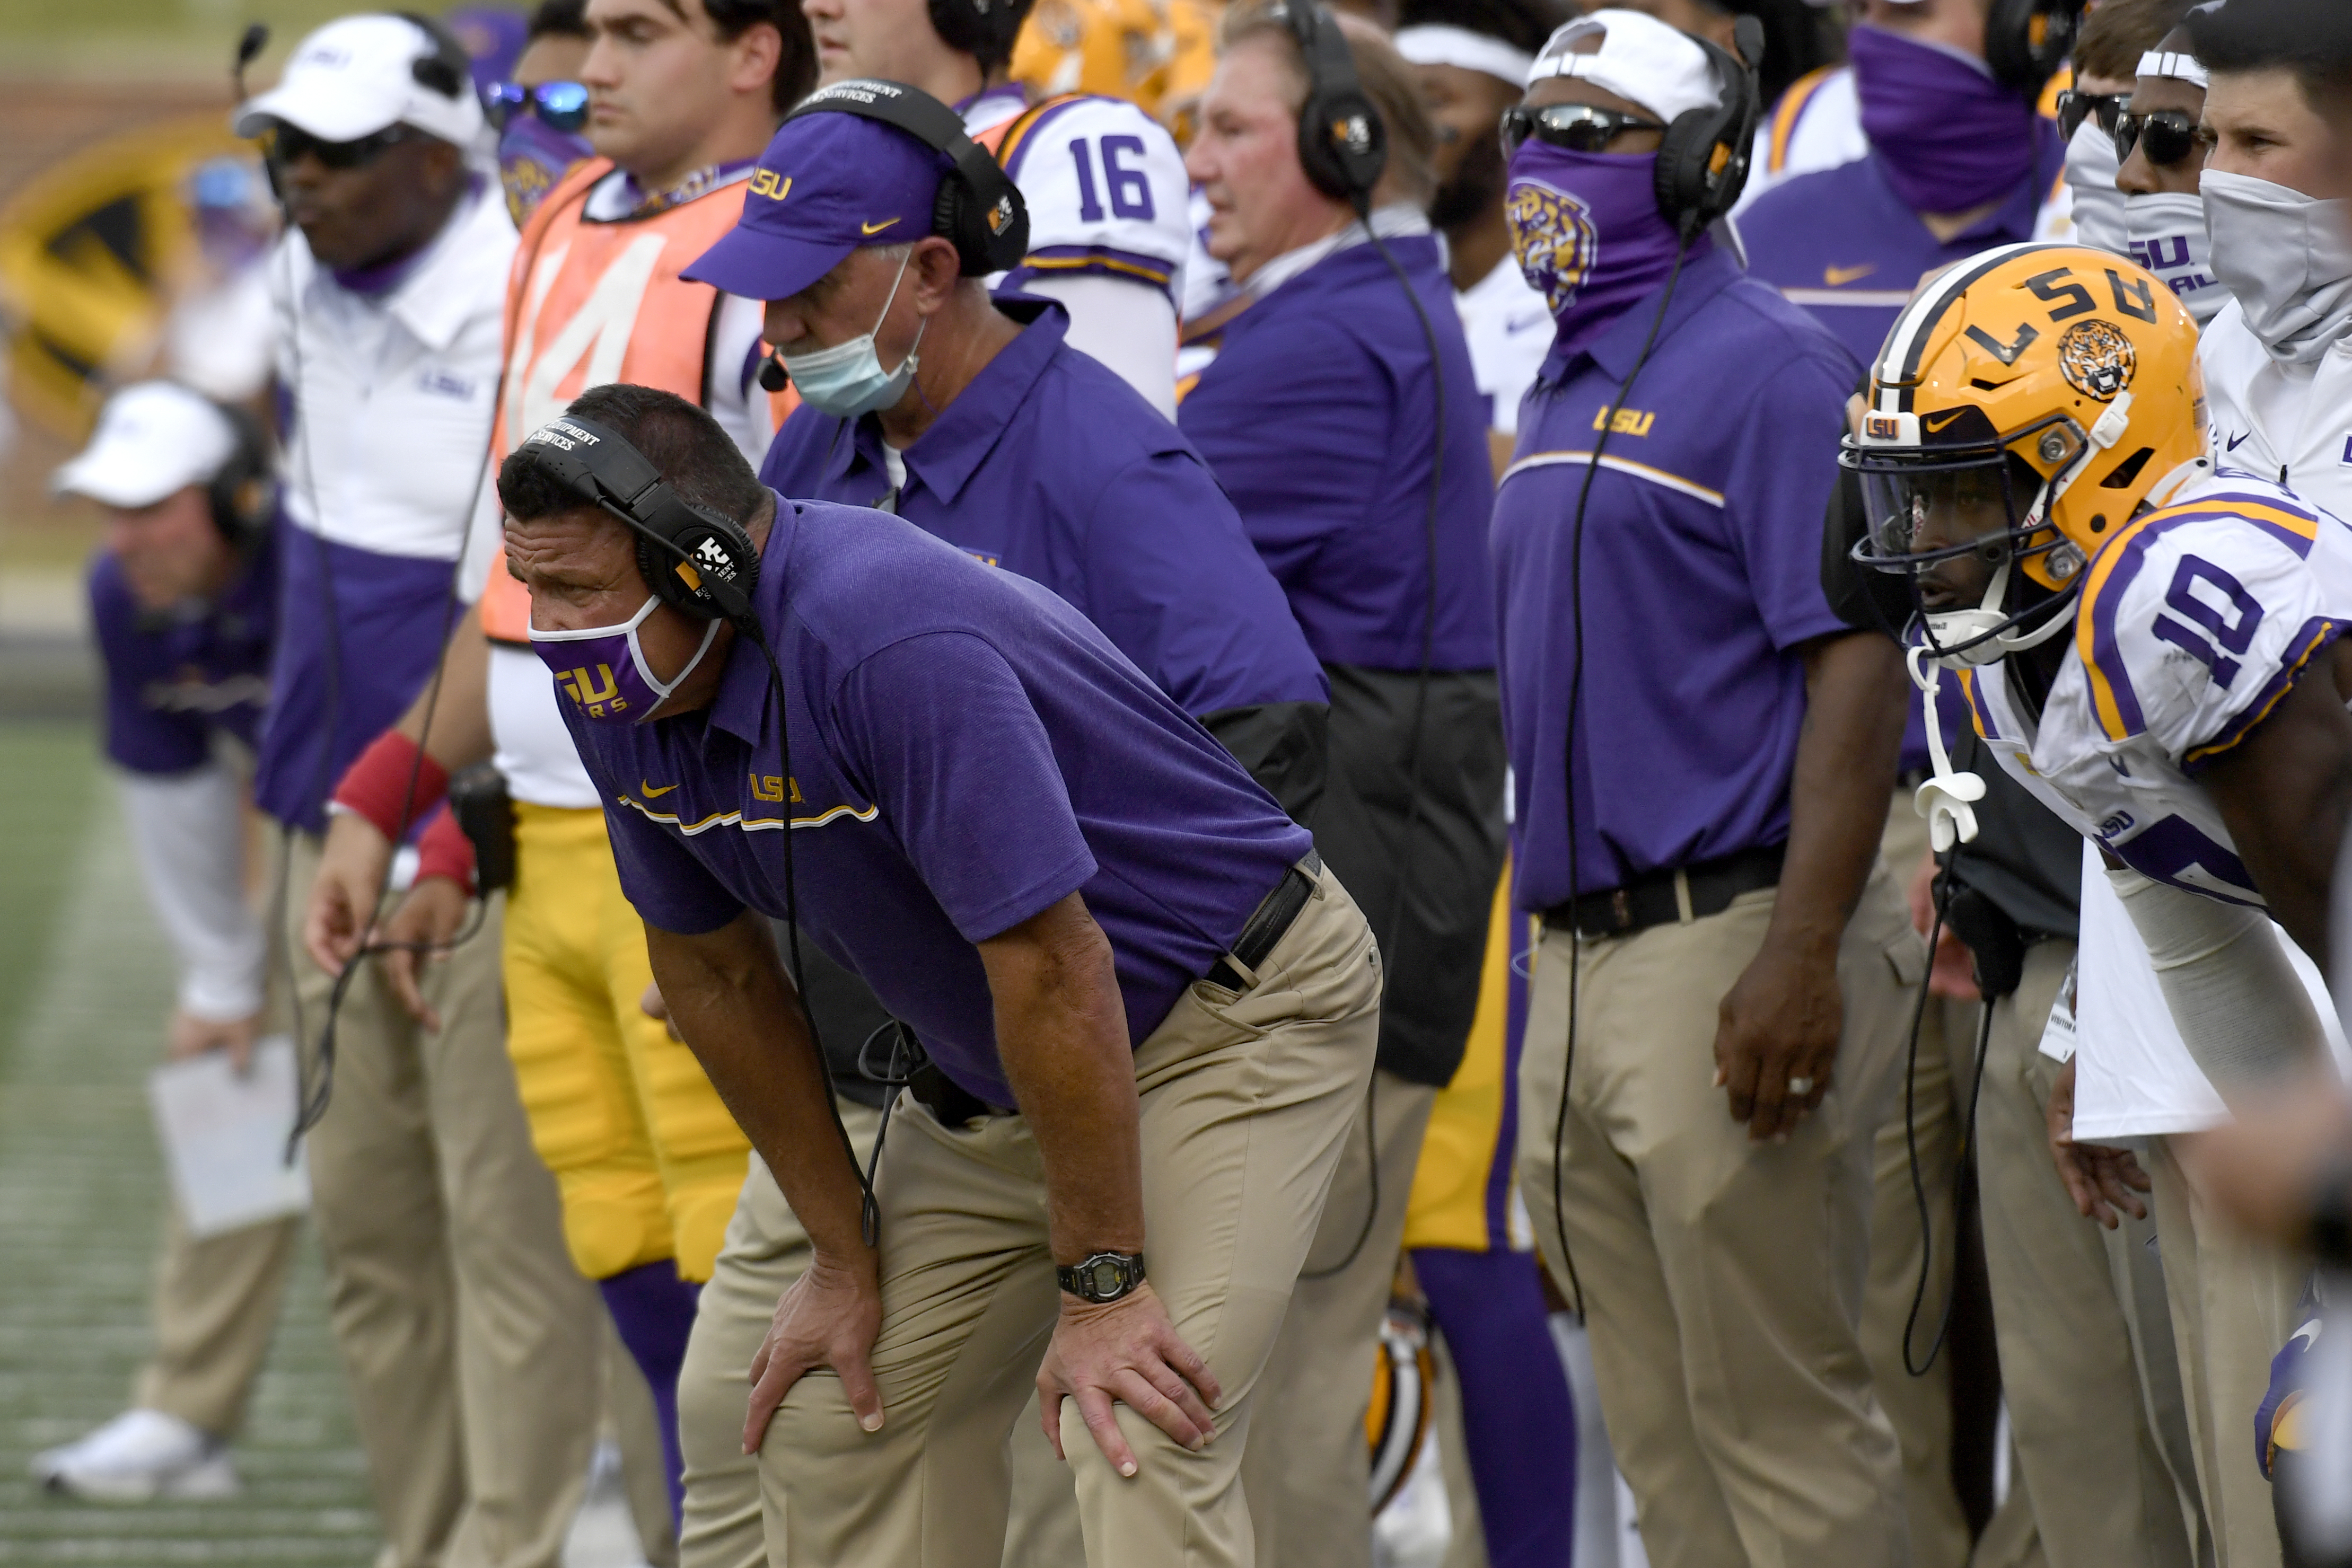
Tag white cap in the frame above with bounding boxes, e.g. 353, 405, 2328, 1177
233, 14, 484, 147
52, 383, 240, 509
1394, 25, 1538, 89
1527, 10, 1722, 124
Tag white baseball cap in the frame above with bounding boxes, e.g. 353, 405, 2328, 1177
52, 383, 241, 510
233, 14, 484, 148
1527, 10, 1723, 124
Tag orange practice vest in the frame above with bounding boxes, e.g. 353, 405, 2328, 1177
480, 158, 794, 642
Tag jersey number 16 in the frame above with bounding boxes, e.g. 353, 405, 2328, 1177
1069, 136, 1156, 223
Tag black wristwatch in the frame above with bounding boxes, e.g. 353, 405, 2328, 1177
1058, 1251, 1146, 1304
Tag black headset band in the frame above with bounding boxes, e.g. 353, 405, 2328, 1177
394, 11, 473, 100
783, 79, 1029, 273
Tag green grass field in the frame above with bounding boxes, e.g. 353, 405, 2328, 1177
0, 719, 382, 1566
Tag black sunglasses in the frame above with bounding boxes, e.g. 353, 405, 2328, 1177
486, 81, 590, 135
1499, 103, 1668, 159
2055, 89, 2127, 144
2115, 108, 2202, 169
265, 122, 414, 172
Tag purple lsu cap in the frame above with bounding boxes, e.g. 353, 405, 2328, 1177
683, 89, 954, 302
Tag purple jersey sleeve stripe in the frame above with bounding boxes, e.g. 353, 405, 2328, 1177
2183, 615, 2342, 771
998, 95, 1099, 182
1002, 245, 1179, 299
2080, 510, 2219, 739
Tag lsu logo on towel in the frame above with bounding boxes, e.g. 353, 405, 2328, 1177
1504, 179, 1596, 317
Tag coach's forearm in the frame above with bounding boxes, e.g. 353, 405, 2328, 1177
392, 603, 496, 773
1771, 631, 1908, 954
647, 912, 875, 1271
983, 894, 1146, 1266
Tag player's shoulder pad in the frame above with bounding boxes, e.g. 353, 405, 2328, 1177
997, 93, 1191, 267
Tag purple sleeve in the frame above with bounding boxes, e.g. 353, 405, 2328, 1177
600, 796, 749, 935
90, 563, 210, 776
1180, 315, 1388, 590
1725, 346, 1859, 653
833, 632, 1099, 944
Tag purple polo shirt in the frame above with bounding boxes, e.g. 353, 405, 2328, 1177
89, 540, 276, 775
759, 296, 1326, 717
1492, 246, 1860, 912
1738, 137, 2064, 371
560, 493, 1315, 1107
253, 530, 462, 833
1179, 233, 1497, 673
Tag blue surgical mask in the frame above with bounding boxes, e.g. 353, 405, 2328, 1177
782, 250, 926, 418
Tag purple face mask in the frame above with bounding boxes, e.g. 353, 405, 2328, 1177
1850, 24, 2038, 216
1505, 141, 1704, 362
499, 112, 594, 227
530, 595, 719, 725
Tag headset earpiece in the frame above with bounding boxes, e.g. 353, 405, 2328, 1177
1281, 2, 1386, 212
513, 415, 762, 627
1986, 0, 2082, 100
785, 81, 1030, 275
207, 399, 277, 556
1652, 24, 1762, 240
397, 11, 475, 101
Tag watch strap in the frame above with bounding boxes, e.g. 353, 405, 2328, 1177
1057, 1250, 1146, 1303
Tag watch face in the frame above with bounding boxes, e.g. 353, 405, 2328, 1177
1087, 1258, 1123, 1297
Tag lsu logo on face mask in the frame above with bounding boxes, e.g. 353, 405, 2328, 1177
1505, 179, 1598, 316
559, 664, 628, 718
750, 169, 792, 202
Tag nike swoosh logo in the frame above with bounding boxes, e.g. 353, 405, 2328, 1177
861, 218, 900, 235
640, 781, 679, 798
2226, 431, 2250, 451
1925, 410, 1967, 433
1824, 263, 1877, 287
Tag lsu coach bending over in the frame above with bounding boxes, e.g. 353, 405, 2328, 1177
498, 385, 1382, 1568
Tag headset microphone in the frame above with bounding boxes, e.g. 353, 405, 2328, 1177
757, 348, 790, 394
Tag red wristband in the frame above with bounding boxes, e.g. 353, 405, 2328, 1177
330, 732, 452, 842
414, 802, 477, 894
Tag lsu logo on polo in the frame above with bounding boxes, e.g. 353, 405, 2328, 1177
558, 664, 627, 718
750, 773, 804, 803
750, 169, 792, 202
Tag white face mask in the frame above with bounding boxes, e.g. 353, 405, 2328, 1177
2065, 119, 2127, 256
2202, 168, 2352, 364
2127, 191, 2225, 324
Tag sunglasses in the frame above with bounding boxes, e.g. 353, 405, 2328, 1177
1499, 103, 1667, 158
265, 122, 414, 172
2114, 108, 2202, 168
486, 81, 591, 135
2055, 89, 2127, 144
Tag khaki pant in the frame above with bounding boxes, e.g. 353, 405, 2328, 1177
1515, 864, 1921, 1568
1242, 1068, 1437, 1568
1978, 941, 2208, 1568
134, 1204, 301, 1436
2149, 1135, 2304, 1568
763, 866, 1381, 1567
284, 833, 604, 1568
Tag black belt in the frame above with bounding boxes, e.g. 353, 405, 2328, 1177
1206, 850, 1322, 992
1542, 842, 1785, 941
907, 1060, 1011, 1126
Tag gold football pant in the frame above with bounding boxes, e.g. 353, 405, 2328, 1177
502, 803, 750, 1283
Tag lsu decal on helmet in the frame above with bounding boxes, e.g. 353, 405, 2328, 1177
1505, 179, 1599, 317
1844, 242, 2207, 665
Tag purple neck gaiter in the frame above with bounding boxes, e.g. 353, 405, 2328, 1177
1504, 142, 1706, 364
1850, 23, 2036, 215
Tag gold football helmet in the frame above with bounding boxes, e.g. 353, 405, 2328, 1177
1844, 242, 2209, 664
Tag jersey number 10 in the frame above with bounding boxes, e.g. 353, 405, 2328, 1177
1069, 136, 1156, 224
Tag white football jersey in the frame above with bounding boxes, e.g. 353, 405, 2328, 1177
1962, 470, 2352, 908
967, 89, 1191, 306
1453, 253, 1554, 436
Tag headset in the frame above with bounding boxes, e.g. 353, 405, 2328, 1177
1987, 0, 2084, 101
1546, 15, 1763, 1319
206, 398, 278, 558
927, 0, 1038, 75
396, 11, 476, 101
754, 80, 1031, 393
504, 412, 889, 1243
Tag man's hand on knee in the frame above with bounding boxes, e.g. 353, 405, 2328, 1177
744, 1249, 884, 1452
1038, 1282, 1221, 1477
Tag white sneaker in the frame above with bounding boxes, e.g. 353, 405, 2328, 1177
30, 1409, 241, 1501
